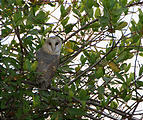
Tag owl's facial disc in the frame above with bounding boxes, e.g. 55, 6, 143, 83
43, 37, 62, 55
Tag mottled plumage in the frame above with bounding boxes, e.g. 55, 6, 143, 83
36, 36, 62, 88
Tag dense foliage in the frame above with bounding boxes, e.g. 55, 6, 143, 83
1, 0, 143, 119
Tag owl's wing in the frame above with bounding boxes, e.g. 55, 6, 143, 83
36, 49, 60, 88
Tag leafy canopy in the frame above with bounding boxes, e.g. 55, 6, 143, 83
1, 0, 143, 119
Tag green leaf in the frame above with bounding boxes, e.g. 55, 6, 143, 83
79, 89, 88, 101
23, 101, 30, 114
61, 17, 69, 26
29, 29, 39, 35
103, 77, 113, 84
80, 55, 86, 65
16, 108, 23, 119
108, 62, 120, 72
126, 73, 134, 86
23, 4, 29, 16
33, 95, 40, 107
65, 24, 74, 34
23, 36, 33, 45
115, 72, 124, 81
120, 89, 127, 99
117, 51, 133, 63
60, 5, 67, 18
68, 108, 85, 117
90, 22, 100, 31
106, 49, 116, 60
95, 7, 101, 18
99, 16, 109, 28
2, 27, 12, 37
64, 85, 69, 92
95, 67, 104, 79
82, 0, 94, 17
83, 50, 90, 58
102, 0, 115, 9
81, 100, 86, 108
31, 61, 38, 71
94, 0, 99, 7
139, 52, 143, 57
124, 94, 132, 102
125, 63, 131, 72
3, 57, 19, 69
16, 0, 22, 5
75, 65, 81, 72
87, 0, 94, 8
98, 86, 104, 95
139, 65, 143, 76
13, 10, 22, 25
23, 59, 31, 71
119, 0, 127, 7
132, 34, 140, 43
116, 21, 128, 30
85, 8, 93, 18
73, 8, 81, 17
35, 11, 46, 23
110, 101, 118, 109
136, 81, 143, 87
69, 90, 74, 98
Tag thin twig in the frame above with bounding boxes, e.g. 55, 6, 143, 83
127, 1, 143, 7
64, 19, 99, 42
14, 26, 24, 73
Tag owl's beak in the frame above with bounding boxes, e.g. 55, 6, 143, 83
51, 45, 56, 52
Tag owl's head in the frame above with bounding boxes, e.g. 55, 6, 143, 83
42, 36, 62, 55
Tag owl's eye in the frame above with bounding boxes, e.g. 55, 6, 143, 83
48, 42, 52, 45
55, 42, 59, 46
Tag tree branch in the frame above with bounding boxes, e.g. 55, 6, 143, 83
127, 1, 143, 7
64, 19, 98, 42
14, 26, 24, 73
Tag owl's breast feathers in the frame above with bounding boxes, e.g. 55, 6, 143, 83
36, 48, 60, 88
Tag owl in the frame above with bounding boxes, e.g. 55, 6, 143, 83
36, 36, 62, 88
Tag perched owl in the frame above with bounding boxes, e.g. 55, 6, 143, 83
36, 36, 62, 88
